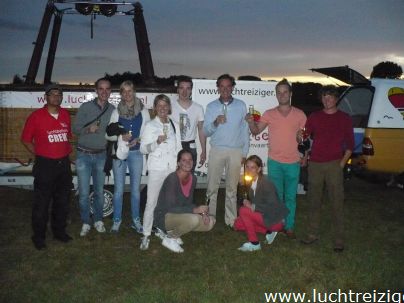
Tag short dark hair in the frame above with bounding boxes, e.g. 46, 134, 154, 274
319, 85, 339, 99
216, 74, 236, 87
177, 76, 193, 88
275, 78, 292, 92
245, 155, 264, 176
177, 149, 193, 163
95, 77, 111, 89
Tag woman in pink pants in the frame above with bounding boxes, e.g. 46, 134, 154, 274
234, 155, 289, 252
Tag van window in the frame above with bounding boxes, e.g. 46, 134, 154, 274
338, 86, 374, 128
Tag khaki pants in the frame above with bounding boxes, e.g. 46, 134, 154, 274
206, 147, 242, 226
165, 213, 216, 238
307, 160, 344, 244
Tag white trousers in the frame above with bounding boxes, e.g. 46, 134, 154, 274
142, 169, 172, 236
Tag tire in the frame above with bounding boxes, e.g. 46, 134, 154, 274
89, 189, 114, 218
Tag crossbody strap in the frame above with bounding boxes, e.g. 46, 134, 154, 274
83, 103, 110, 128
169, 118, 176, 134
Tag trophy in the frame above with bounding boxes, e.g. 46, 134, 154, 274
237, 164, 253, 207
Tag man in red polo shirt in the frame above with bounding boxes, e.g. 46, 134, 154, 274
21, 84, 73, 250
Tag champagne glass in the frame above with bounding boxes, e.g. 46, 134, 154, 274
301, 127, 308, 143
222, 103, 227, 118
163, 124, 169, 143
205, 193, 210, 206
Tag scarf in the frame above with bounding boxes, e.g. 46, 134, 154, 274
117, 97, 143, 119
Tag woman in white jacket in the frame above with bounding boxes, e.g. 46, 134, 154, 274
105, 80, 150, 233
139, 94, 182, 250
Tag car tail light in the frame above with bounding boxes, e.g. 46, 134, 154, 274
362, 137, 374, 155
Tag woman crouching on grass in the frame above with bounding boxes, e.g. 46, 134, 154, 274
234, 155, 289, 252
153, 149, 216, 253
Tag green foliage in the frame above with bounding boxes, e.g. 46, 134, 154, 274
0, 177, 403, 302
370, 61, 403, 79
12, 74, 24, 84
238, 75, 262, 81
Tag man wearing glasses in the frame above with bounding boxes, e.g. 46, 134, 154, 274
21, 84, 73, 250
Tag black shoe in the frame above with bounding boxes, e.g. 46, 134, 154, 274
54, 233, 73, 243
32, 236, 46, 250
333, 246, 344, 253
226, 224, 234, 230
333, 241, 344, 253
301, 235, 319, 245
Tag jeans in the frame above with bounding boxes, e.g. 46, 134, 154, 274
267, 158, 300, 231
112, 149, 143, 223
76, 151, 106, 224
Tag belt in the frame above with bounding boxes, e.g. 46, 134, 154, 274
36, 155, 69, 162
182, 140, 195, 144
77, 147, 105, 154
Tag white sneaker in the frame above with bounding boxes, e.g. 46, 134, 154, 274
265, 232, 278, 245
238, 242, 261, 252
175, 237, 183, 245
110, 221, 121, 233
140, 236, 150, 250
80, 224, 91, 237
154, 227, 167, 240
94, 221, 106, 233
131, 217, 143, 234
155, 228, 182, 245
162, 237, 184, 253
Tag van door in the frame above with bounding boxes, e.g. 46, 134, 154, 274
338, 86, 374, 153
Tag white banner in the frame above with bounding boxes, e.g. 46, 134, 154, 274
1, 80, 278, 175
191, 79, 278, 175
0, 91, 176, 109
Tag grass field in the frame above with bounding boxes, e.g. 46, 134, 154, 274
0, 176, 403, 303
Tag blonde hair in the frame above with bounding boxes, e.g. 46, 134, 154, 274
153, 94, 172, 115
120, 80, 136, 102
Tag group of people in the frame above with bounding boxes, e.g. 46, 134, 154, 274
21, 73, 354, 254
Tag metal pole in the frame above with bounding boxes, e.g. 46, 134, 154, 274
133, 2, 155, 85
25, 1, 55, 84
44, 10, 63, 84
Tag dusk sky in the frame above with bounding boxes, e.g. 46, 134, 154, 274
1, 0, 403, 85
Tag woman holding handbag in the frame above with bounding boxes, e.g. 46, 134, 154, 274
105, 80, 150, 233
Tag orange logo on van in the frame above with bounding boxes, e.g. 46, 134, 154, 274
388, 87, 404, 119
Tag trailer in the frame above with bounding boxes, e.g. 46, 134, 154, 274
1, 1, 306, 218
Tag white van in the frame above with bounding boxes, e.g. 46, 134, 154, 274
312, 66, 404, 177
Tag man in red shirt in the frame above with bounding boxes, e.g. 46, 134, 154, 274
21, 84, 73, 250
301, 85, 354, 252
